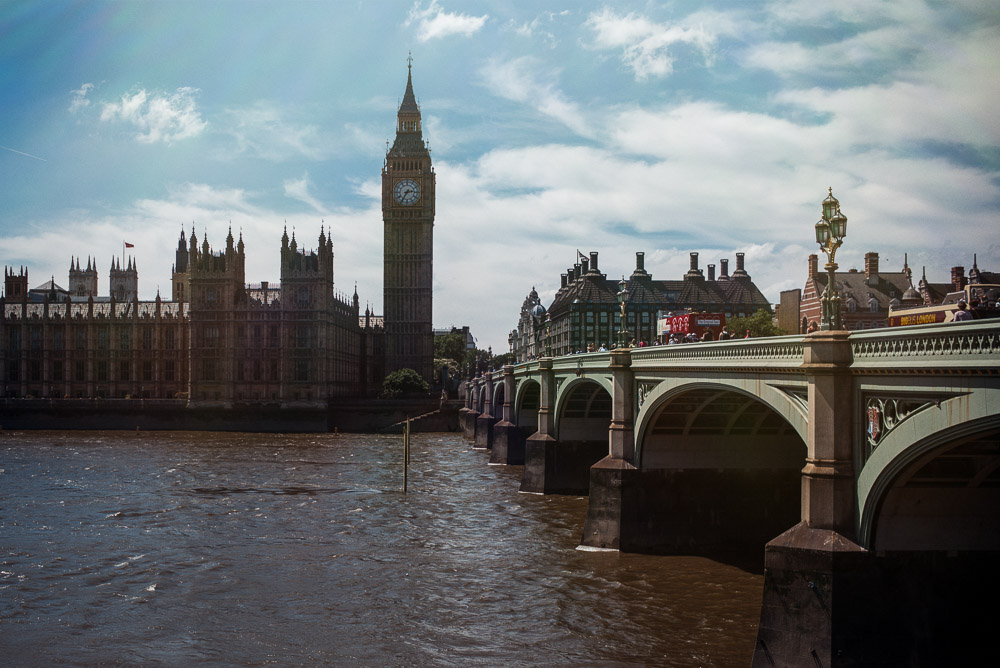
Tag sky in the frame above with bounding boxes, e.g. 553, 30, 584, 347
1, 1, 998, 352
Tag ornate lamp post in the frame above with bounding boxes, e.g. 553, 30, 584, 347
544, 313, 552, 357
814, 187, 848, 330
616, 276, 630, 348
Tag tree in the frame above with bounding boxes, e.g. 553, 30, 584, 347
434, 331, 467, 364
381, 368, 429, 399
727, 308, 785, 338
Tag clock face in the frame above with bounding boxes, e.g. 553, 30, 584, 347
393, 179, 420, 205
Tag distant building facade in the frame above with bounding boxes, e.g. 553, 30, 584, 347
1, 63, 437, 402
510, 250, 771, 361
784, 252, 997, 333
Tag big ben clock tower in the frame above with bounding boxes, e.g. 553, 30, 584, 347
383, 57, 435, 381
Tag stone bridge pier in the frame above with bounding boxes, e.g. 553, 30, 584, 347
490, 365, 525, 465
474, 373, 495, 451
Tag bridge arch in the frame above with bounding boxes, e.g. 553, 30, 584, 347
492, 379, 505, 414
553, 376, 613, 441
858, 392, 1000, 551
634, 378, 808, 469
514, 378, 540, 431
622, 379, 807, 553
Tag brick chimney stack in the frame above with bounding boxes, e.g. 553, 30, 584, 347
808, 254, 819, 278
951, 266, 966, 292
708, 264, 716, 281
864, 252, 879, 285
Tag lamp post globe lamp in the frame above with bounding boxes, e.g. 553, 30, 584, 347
815, 187, 848, 331
617, 276, 630, 348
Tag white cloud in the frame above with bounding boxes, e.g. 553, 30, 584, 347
222, 102, 326, 161
584, 8, 717, 80
478, 57, 591, 137
283, 173, 327, 214
68, 83, 93, 113
406, 1, 488, 42
100, 87, 206, 144
507, 10, 569, 47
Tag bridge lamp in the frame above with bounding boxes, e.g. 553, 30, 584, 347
617, 276, 630, 348
814, 187, 848, 331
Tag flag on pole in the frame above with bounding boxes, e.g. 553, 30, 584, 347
124, 242, 134, 248
577, 249, 587, 261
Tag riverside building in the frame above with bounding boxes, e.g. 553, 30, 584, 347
1, 62, 435, 404
510, 250, 771, 361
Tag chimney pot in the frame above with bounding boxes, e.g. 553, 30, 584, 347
690, 252, 699, 271
720, 258, 729, 278
636, 252, 645, 272
589, 252, 599, 273
708, 264, 716, 281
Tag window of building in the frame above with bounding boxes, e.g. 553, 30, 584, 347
75, 360, 85, 382
204, 326, 220, 348
164, 360, 175, 382
202, 359, 216, 381
75, 328, 86, 350
97, 360, 108, 381
296, 325, 311, 348
142, 361, 153, 382
119, 361, 130, 382
270, 360, 278, 381
295, 359, 309, 382
53, 328, 64, 351
164, 328, 175, 350
97, 327, 109, 350
8, 328, 20, 352
142, 327, 152, 350
53, 360, 63, 382
119, 329, 130, 350
7, 360, 18, 382
30, 360, 41, 382
30, 326, 41, 350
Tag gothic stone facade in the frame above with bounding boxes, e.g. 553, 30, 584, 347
1, 226, 377, 406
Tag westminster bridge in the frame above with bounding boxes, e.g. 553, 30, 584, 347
460, 321, 999, 667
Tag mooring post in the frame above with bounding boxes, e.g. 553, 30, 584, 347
403, 417, 410, 493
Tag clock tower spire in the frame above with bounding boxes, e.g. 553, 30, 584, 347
382, 55, 435, 382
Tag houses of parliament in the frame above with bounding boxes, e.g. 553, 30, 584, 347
0, 64, 435, 405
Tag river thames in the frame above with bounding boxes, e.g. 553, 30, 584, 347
1, 431, 763, 666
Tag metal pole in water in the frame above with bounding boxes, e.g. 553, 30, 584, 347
403, 417, 409, 493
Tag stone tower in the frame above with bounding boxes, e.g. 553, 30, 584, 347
382, 57, 435, 382
109, 256, 138, 302
171, 227, 191, 304
68, 257, 98, 298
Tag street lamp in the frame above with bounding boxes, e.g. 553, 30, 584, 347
544, 313, 552, 357
814, 187, 848, 330
617, 276, 630, 348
